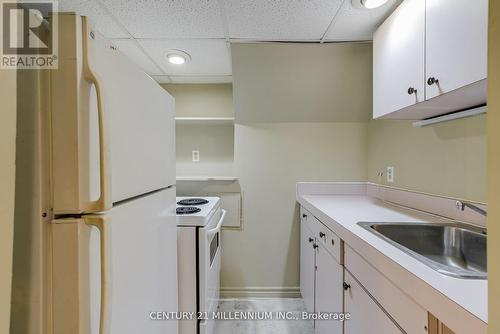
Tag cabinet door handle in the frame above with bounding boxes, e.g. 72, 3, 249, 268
319, 232, 325, 238
343, 282, 351, 291
302, 213, 307, 218
407, 87, 417, 95
308, 237, 314, 243
427, 77, 439, 86
313, 244, 319, 249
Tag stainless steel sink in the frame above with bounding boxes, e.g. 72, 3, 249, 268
357, 222, 487, 279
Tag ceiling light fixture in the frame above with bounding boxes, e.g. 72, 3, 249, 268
166, 50, 191, 65
360, 0, 389, 9
352, 0, 389, 9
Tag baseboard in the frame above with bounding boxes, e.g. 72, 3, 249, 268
220, 286, 301, 299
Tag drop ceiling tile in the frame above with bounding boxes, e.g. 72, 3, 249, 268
138, 39, 231, 76
111, 39, 163, 75
57, 0, 129, 38
223, 0, 342, 40
168, 75, 232, 84
99, 0, 225, 39
324, 0, 401, 41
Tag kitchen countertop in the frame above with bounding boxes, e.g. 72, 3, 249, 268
297, 193, 487, 333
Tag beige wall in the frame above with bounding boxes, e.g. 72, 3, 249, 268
488, 0, 500, 332
231, 43, 372, 123
166, 42, 487, 296
367, 116, 487, 202
162, 84, 235, 177
221, 123, 368, 295
175, 124, 234, 177
220, 42, 372, 294
0, 66, 17, 332
163, 83, 233, 118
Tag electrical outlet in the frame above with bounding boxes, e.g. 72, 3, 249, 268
192, 150, 200, 162
386, 166, 394, 183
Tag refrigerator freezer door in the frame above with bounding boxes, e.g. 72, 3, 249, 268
51, 14, 175, 214
51, 187, 178, 334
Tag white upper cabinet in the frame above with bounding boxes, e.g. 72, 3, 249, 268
425, 0, 488, 99
373, 0, 488, 120
373, 0, 425, 119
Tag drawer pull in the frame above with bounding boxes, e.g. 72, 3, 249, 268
331, 239, 335, 246
343, 282, 351, 291
308, 237, 314, 243
319, 232, 326, 238
302, 213, 307, 218
313, 244, 319, 249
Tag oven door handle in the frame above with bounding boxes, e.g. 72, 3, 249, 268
206, 209, 226, 239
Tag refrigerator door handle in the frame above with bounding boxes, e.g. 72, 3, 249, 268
84, 215, 112, 334
82, 17, 112, 212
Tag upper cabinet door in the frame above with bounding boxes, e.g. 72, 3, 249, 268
373, 0, 425, 119
425, 0, 488, 99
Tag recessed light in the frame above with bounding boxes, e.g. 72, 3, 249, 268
352, 0, 389, 9
168, 55, 186, 65
166, 50, 191, 65
361, 0, 389, 9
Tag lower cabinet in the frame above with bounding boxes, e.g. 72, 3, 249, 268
300, 207, 343, 334
300, 216, 315, 313
344, 271, 403, 334
315, 242, 343, 334
344, 245, 428, 334
428, 314, 456, 334
299, 206, 455, 334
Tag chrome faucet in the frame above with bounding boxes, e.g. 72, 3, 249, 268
455, 200, 487, 217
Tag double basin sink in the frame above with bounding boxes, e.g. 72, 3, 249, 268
358, 222, 487, 279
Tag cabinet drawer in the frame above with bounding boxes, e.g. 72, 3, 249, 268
300, 207, 313, 230
300, 206, 342, 264
309, 216, 342, 264
344, 270, 403, 334
345, 245, 428, 334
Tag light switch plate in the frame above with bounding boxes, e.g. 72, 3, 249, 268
192, 150, 200, 162
386, 166, 394, 183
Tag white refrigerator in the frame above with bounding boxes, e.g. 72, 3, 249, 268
49, 14, 177, 334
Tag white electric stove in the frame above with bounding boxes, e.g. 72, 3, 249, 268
176, 196, 221, 227
176, 197, 225, 334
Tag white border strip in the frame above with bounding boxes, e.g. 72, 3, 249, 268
412, 105, 486, 127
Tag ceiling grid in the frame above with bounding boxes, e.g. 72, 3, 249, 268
56, 0, 401, 83
320, 0, 348, 43
93, 0, 170, 81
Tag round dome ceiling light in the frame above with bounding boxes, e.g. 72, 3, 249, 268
166, 50, 191, 65
352, 0, 389, 9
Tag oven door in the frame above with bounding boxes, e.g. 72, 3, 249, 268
198, 209, 226, 334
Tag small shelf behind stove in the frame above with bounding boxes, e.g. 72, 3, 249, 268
176, 176, 238, 182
